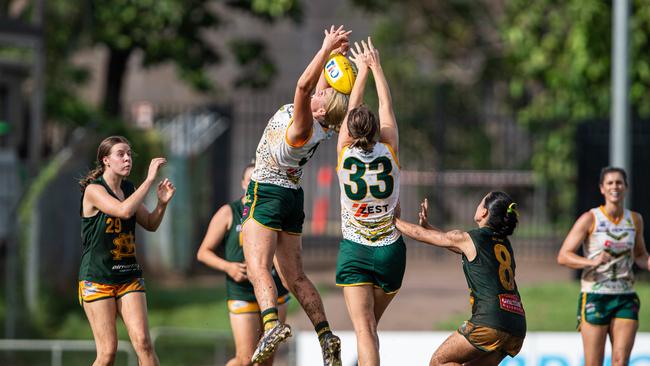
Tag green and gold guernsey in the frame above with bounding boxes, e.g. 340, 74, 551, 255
463, 227, 526, 337
224, 199, 288, 301
79, 177, 141, 284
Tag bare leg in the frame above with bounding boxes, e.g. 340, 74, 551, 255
343, 286, 390, 366
227, 305, 287, 366
273, 232, 327, 326
429, 332, 485, 366
117, 292, 159, 366
580, 321, 609, 366
372, 287, 396, 323
83, 299, 118, 366
609, 318, 638, 366
242, 220, 279, 312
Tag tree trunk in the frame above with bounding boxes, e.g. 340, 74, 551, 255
103, 48, 132, 117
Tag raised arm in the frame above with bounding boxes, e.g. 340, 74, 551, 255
288, 25, 351, 145
83, 158, 166, 219
136, 178, 176, 231
337, 41, 370, 153
196, 204, 248, 282
632, 212, 650, 270
557, 211, 611, 269
366, 38, 398, 152
395, 217, 476, 260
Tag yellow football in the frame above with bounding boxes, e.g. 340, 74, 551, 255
323, 53, 357, 95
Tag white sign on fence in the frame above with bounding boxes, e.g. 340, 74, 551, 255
297, 331, 650, 366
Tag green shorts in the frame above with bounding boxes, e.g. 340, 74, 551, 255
577, 292, 640, 326
335, 237, 406, 294
242, 180, 305, 234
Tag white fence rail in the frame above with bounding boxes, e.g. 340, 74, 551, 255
0, 339, 137, 366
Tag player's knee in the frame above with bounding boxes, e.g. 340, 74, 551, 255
130, 334, 155, 355
611, 351, 629, 366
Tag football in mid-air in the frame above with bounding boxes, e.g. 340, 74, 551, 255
324, 53, 357, 95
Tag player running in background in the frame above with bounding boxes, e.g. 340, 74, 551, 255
558, 167, 650, 366
334, 38, 404, 366
196, 162, 290, 366
241, 25, 351, 365
78, 136, 175, 366
396, 192, 526, 365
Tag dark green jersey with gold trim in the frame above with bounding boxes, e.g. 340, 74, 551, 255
224, 199, 288, 301
79, 177, 142, 284
463, 227, 526, 337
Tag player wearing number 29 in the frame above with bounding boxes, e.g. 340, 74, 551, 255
334, 38, 404, 366
396, 192, 526, 366
241, 25, 351, 366
78, 136, 176, 366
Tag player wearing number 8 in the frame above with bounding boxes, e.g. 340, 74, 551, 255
396, 192, 526, 365
334, 38, 404, 366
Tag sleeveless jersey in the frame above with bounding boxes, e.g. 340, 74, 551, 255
581, 207, 637, 294
224, 199, 288, 301
463, 227, 526, 337
337, 143, 400, 246
79, 177, 142, 284
251, 104, 333, 189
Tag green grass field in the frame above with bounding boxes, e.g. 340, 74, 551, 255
434, 281, 650, 331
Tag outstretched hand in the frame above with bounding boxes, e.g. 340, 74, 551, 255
157, 178, 176, 204
322, 25, 351, 54
349, 37, 381, 71
419, 198, 433, 229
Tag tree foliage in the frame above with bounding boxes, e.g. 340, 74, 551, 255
503, 0, 650, 221
353, 0, 650, 223
44, 0, 301, 118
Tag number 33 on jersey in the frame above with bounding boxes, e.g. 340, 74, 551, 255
337, 143, 400, 246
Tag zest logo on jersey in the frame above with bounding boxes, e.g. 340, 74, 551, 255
325, 59, 342, 81
352, 203, 390, 217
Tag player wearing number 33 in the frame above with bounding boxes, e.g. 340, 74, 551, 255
396, 193, 526, 366
334, 38, 404, 366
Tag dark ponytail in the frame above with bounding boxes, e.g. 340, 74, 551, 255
484, 191, 519, 237
79, 136, 131, 192
347, 105, 379, 152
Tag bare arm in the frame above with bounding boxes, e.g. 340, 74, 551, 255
196, 204, 248, 282
632, 212, 650, 270
288, 25, 351, 145
135, 178, 176, 231
557, 211, 610, 269
83, 158, 166, 219
337, 42, 370, 153
395, 217, 475, 259
366, 38, 398, 153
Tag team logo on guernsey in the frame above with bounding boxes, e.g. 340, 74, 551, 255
111, 232, 136, 260
236, 224, 242, 233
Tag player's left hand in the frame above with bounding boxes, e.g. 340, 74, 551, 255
157, 178, 176, 204
419, 198, 432, 229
